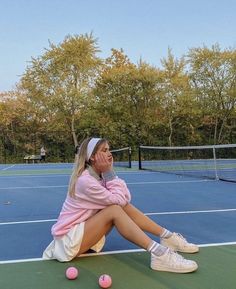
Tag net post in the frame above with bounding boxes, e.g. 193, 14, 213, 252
138, 146, 142, 170
213, 146, 219, 180
128, 147, 132, 168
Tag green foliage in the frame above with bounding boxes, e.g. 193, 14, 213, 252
188, 44, 236, 144
20, 33, 102, 144
0, 39, 235, 163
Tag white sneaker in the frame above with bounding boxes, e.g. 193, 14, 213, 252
161, 233, 199, 253
151, 249, 198, 273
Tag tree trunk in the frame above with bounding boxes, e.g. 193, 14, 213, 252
213, 117, 218, 145
71, 116, 78, 147
168, 117, 173, 147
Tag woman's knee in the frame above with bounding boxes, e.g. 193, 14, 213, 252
105, 204, 124, 217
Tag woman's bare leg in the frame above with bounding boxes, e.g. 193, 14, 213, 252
77, 205, 198, 274
78, 205, 152, 255
123, 203, 165, 236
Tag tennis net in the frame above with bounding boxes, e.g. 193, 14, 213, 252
139, 144, 236, 182
111, 147, 132, 168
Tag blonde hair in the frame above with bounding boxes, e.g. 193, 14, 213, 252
68, 137, 107, 198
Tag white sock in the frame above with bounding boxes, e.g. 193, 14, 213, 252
147, 241, 168, 256
160, 228, 172, 239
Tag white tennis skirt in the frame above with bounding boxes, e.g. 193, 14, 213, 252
42, 222, 105, 262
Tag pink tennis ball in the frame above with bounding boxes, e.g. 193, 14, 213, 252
65, 266, 79, 280
99, 274, 112, 288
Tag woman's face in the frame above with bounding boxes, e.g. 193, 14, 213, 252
90, 141, 113, 173
96, 141, 113, 163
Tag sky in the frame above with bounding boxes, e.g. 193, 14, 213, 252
0, 0, 235, 91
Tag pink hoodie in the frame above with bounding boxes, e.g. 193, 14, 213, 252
52, 169, 131, 236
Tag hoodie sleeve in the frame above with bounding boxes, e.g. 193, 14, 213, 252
76, 175, 131, 208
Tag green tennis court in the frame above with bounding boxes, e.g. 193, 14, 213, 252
1, 245, 236, 289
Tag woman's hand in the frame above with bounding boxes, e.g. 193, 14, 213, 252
94, 152, 113, 173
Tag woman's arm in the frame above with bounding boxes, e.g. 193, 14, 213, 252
78, 176, 130, 207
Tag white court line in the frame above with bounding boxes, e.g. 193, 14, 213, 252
145, 208, 236, 216
1, 208, 236, 226
0, 174, 70, 178
0, 169, 134, 177
1, 241, 236, 264
0, 185, 67, 190
126, 179, 214, 185
1, 165, 16, 171
0, 219, 57, 226
0, 179, 214, 190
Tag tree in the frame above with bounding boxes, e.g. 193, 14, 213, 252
91, 49, 162, 147
159, 49, 199, 146
188, 44, 236, 144
0, 90, 37, 162
19, 33, 102, 147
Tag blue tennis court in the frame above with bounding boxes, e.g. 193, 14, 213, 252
0, 163, 236, 288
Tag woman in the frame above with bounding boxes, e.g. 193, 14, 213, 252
43, 137, 199, 273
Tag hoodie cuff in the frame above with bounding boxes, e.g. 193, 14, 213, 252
102, 170, 117, 181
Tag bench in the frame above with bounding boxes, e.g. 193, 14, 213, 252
24, 154, 41, 163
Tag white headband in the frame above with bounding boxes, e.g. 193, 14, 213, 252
86, 138, 101, 161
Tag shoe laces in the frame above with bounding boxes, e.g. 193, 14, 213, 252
167, 249, 194, 267
175, 233, 188, 244
167, 249, 185, 262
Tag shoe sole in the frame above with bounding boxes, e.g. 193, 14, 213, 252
151, 263, 198, 273
161, 242, 200, 254
177, 247, 199, 253
169, 246, 199, 254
